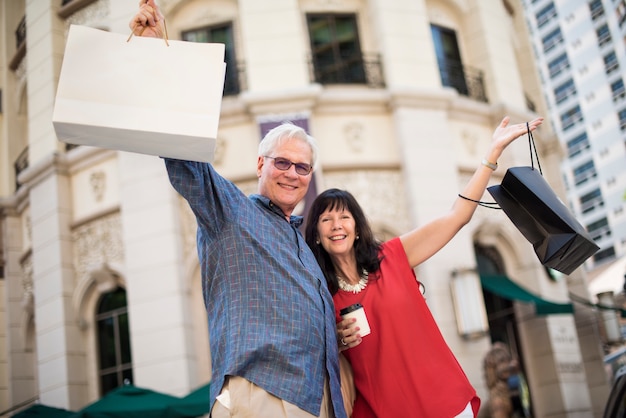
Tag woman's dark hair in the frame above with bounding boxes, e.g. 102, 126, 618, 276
305, 188, 383, 295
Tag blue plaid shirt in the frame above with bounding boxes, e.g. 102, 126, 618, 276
165, 159, 346, 418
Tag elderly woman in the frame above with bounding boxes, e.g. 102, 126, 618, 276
305, 116, 543, 418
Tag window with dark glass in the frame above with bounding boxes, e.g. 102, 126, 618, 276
15, 16, 26, 49
596, 24, 611, 47
431, 24, 469, 96
573, 159, 597, 186
307, 14, 366, 84
97, 287, 133, 396
589, 0, 605, 20
619, 108, 626, 131
536, 2, 557, 28
579, 188, 604, 214
594, 246, 616, 263
182, 23, 240, 96
542, 28, 563, 53
611, 79, 625, 101
566, 132, 590, 157
554, 79, 576, 104
560, 105, 583, 131
14, 147, 28, 190
604, 51, 619, 75
548, 53, 570, 78
587, 217, 611, 241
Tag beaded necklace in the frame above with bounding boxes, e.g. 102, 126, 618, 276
337, 269, 369, 294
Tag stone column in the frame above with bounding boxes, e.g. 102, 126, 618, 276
24, 155, 86, 409
0, 209, 37, 408
239, 0, 309, 92
368, 0, 440, 89
117, 152, 197, 396
24, 0, 86, 410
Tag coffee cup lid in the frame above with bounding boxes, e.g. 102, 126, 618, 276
340, 303, 363, 316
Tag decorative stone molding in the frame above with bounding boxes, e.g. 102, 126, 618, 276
72, 211, 125, 330
461, 129, 478, 155
20, 252, 34, 316
72, 212, 124, 288
344, 122, 365, 153
24, 212, 32, 251
64, 0, 109, 29
321, 169, 410, 235
89, 170, 106, 202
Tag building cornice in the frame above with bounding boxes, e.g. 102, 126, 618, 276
17, 152, 69, 189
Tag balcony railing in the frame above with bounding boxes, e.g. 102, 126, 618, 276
581, 197, 604, 214
438, 61, 488, 102
589, 225, 611, 241
58, 0, 99, 19
590, 3, 605, 21
224, 61, 246, 96
14, 147, 28, 190
574, 169, 597, 186
15, 16, 26, 49
598, 33, 612, 47
9, 16, 26, 71
606, 61, 619, 75
567, 141, 590, 158
562, 114, 583, 131
308, 53, 385, 88
543, 36, 563, 53
549, 61, 570, 79
555, 88, 576, 104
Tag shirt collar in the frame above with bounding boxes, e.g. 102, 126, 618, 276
251, 194, 304, 228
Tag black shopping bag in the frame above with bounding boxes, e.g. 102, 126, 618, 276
486, 126, 599, 275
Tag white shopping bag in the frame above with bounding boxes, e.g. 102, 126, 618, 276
53, 24, 225, 163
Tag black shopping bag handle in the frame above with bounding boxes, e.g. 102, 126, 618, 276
527, 121, 543, 175
459, 122, 541, 210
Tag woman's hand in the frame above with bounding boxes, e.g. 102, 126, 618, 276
487, 116, 544, 162
129, 0, 164, 38
337, 317, 362, 351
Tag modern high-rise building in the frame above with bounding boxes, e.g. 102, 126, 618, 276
520, 0, 626, 271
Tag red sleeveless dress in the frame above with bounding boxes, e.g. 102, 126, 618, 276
333, 237, 480, 418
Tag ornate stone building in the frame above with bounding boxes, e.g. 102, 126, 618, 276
0, 0, 615, 416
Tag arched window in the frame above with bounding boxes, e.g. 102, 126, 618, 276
96, 287, 133, 395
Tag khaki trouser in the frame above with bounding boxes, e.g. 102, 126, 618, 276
211, 376, 334, 418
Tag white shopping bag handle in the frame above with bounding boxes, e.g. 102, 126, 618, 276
127, 19, 169, 46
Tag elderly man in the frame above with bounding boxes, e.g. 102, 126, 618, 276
129, 3, 346, 417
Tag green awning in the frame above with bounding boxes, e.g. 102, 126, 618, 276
167, 382, 210, 417
72, 385, 185, 418
481, 274, 574, 315
14, 405, 75, 418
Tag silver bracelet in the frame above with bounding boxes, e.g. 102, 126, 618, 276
481, 158, 498, 170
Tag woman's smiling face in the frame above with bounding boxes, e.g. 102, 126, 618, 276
316, 207, 357, 259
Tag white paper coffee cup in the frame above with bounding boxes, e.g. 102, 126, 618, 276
340, 303, 371, 337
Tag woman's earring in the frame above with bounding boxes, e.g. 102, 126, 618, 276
356, 234, 360, 240
315, 239, 320, 244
